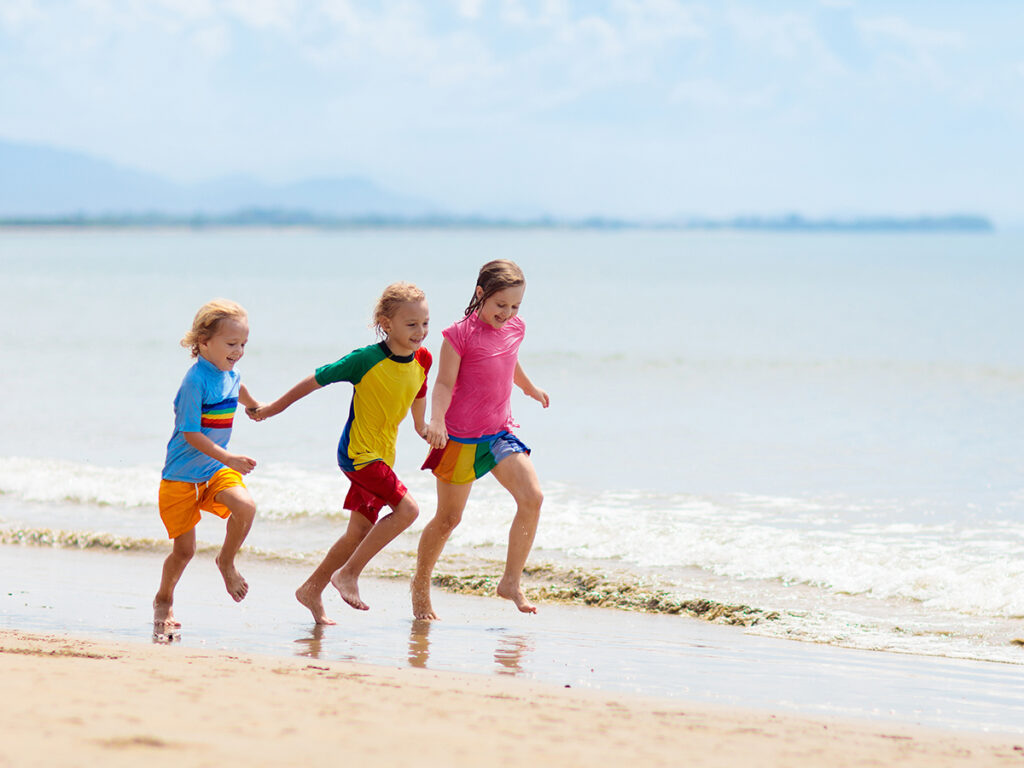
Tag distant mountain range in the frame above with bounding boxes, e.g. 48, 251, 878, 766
0, 139, 435, 218
0, 138, 994, 231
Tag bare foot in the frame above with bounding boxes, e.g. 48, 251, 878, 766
330, 569, 369, 611
497, 579, 537, 614
296, 583, 337, 625
216, 556, 249, 602
153, 598, 181, 629
411, 578, 439, 620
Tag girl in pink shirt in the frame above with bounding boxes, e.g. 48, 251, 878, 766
415, 260, 549, 620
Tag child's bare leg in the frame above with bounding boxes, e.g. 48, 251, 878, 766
213, 486, 256, 602
412, 480, 473, 620
296, 514, 372, 624
331, 495, 419, 611
491, 453, 543, 614
154, 529, 196, 629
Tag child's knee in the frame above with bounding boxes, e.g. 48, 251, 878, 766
231, 498, 257, 525
172, 537, 197, 561
521, 487, 543, 514
437, 508, 463, 532
396, 495, 419, 525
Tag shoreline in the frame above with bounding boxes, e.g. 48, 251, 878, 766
4, 542, 1024, 737
2, 628, 1022, 768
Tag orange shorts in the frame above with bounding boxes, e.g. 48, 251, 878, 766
158, 467, 246, 539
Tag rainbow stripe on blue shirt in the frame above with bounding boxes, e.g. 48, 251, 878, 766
201, 397, 238, 429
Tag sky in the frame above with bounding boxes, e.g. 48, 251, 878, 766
1, 0, 1022, 222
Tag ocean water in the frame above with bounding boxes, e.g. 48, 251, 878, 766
2, 227, 1024, 665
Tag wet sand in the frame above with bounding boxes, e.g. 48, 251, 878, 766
4, 628, 1024, 768
3, 542, 1024, 746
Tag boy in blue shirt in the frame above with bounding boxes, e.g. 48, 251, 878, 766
154, 299, 260, 632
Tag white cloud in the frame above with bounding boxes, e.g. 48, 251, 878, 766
727, 6, 839, 69
859, 15, 962, 85
190, 21, 230, 58
670, 78, 776, 111
0, 0, 42, 29
860, 15, 962, 51
154, 0, 217, 22
611, 0, 706, 44
499, 0, 527, 25
224, 0, 297, 30
455, 0, 485, 20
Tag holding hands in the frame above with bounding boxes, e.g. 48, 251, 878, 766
245, 404, 266, 422
424, 418, 448, 450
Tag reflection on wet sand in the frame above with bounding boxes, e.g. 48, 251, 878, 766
407, 619, 535, 676
294, 623, 326, 659
408, 619, 432, 668
493, 634, 533, 676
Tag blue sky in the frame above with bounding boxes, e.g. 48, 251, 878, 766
1, 1, 1022, 222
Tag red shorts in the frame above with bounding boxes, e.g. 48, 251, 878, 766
343, 460, 408, 524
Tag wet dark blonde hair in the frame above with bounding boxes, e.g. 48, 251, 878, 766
180, 299, 248, 358
464, 259, 525, 317
373, 282, 427, 337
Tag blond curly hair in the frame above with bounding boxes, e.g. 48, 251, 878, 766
372, 282, 426, 337
180, 298, 248, 358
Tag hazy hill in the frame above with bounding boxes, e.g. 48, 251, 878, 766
0, 138, 994, 231
0, 139, 434, 217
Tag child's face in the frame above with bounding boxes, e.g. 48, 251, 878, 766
199, 317, 249, 372
381, 299, 429, 357
477, 285, 525, 330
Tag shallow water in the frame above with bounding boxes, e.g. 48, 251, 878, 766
2, 227, 1024, 665
3, 544, 1024, 736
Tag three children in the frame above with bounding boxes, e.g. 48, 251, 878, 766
158, 264, 546, 628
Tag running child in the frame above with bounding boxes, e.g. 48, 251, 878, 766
248, 282, 431, 623
154, 299, 259, 631
413, 260, 549, 620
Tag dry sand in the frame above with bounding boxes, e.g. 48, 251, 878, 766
1, 629, 1022, 768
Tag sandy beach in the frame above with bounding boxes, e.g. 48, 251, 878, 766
2, 628, 1023, 768
3, 540, 1024, 768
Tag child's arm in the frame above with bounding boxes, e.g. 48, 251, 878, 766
183, 432, 257, 475
410, 396, 428, 441
248, 374, 322, 422
425, 340, 461, 449
514, 361, 550, 408
239, 384, 259, 411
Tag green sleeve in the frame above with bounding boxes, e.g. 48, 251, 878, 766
314, 343, 387, 387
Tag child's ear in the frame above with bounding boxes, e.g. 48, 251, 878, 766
475, 286, 484, 300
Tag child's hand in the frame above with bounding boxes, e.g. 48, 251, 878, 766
245, 404, 265, 422
225, 454, 257, 475
424, 420, 448, 450
529, 386, 550, 408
